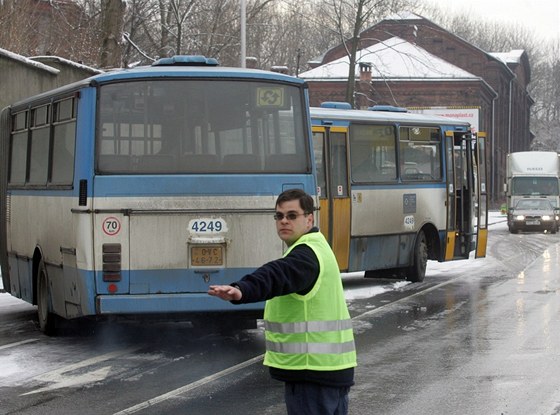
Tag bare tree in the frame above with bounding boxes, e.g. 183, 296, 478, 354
529, 39, 560, 150
100, 0, 126, 68
0, 0, 100, 64
0, 0, 37, 54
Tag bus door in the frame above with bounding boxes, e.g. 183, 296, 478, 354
312, 126, 351, 270
444, 130, 477, 260
474, 133, 488, 258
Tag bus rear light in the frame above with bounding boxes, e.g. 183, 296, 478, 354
103, 243, 121, 254
108, 283, 118, 293
103, 243, 121, 282
103, 263, 121, 272
103, 253, 120, 262
103, 273, 121, 282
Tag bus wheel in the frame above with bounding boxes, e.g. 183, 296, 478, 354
37, 260, 56, 335
406, 231, 427, 283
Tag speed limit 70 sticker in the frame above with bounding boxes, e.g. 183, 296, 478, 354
102, 217, 121, 236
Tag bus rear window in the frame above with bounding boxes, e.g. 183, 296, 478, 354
97, 80, 309, 174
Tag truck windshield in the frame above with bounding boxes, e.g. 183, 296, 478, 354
511, 177, 559, 196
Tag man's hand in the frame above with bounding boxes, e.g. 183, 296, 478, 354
208, 285, 242, 301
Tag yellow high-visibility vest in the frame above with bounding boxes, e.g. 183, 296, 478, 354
263, 232, 357, 371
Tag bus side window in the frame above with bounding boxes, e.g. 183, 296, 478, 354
9, 131, 28, 185
349, 124, 397, 182
28, 128, 50, 186
51, 122, 76, 185
351, 146, 377, 182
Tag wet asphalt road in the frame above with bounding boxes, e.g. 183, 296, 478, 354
1, 215, 560, 415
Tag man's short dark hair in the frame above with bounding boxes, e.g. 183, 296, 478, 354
275, 189, 314, 214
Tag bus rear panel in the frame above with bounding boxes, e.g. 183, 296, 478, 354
0, 57, 315, 332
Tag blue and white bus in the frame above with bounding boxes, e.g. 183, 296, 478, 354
310, 103, 488, 282
0, 55, 315, 334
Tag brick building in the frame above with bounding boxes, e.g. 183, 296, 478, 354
299, 12, 533, 206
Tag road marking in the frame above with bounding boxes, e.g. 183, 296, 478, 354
112, 278, 466, 414
22, 347, 137, 396
352, 275, 465, 320
113, 354, 264, 415
0, 339, 40, 351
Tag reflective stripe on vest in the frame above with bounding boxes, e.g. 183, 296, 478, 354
264, 319, 353, 333
266, 339, 355, 355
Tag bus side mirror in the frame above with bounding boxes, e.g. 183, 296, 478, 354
503, 183, 508, 193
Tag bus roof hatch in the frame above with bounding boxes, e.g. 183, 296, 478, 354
152, 55, 219, 67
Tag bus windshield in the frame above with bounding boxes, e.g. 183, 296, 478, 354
97, 79, 308, 174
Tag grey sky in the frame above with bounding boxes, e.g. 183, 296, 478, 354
425, 0, 560, 40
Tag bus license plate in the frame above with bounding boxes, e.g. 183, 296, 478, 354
191, 246, 224, 266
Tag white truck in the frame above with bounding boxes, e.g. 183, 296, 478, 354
505, 151, 560, 232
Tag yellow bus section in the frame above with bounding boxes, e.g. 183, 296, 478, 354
331, 197, 351, 270
476, 228, 488, 258
445, 231, 456, 261
319, 188, 351, 271
475, 131, 488, 259
314, 125, 351, 271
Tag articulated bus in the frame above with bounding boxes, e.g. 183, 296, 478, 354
310, 103, 488, 282
0, 55, 315, 334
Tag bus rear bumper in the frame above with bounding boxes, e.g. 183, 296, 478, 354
96, 293, 263, 315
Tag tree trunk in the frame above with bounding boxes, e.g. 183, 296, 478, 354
100, 0, 126, 68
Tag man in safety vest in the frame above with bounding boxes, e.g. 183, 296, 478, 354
208, 188, 357, 415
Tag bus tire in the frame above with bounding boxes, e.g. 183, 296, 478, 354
405, 231, 427, 283
37, 259, 56, 335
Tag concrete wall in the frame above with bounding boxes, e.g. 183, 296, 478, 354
0, 53, 101, 111
0, 58, 58, 110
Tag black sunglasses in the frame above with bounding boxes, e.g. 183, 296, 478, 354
273, 212, 309, 221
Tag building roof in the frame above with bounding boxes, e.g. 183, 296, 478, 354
489, 50, 525, 65
299, 37, 477, 81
